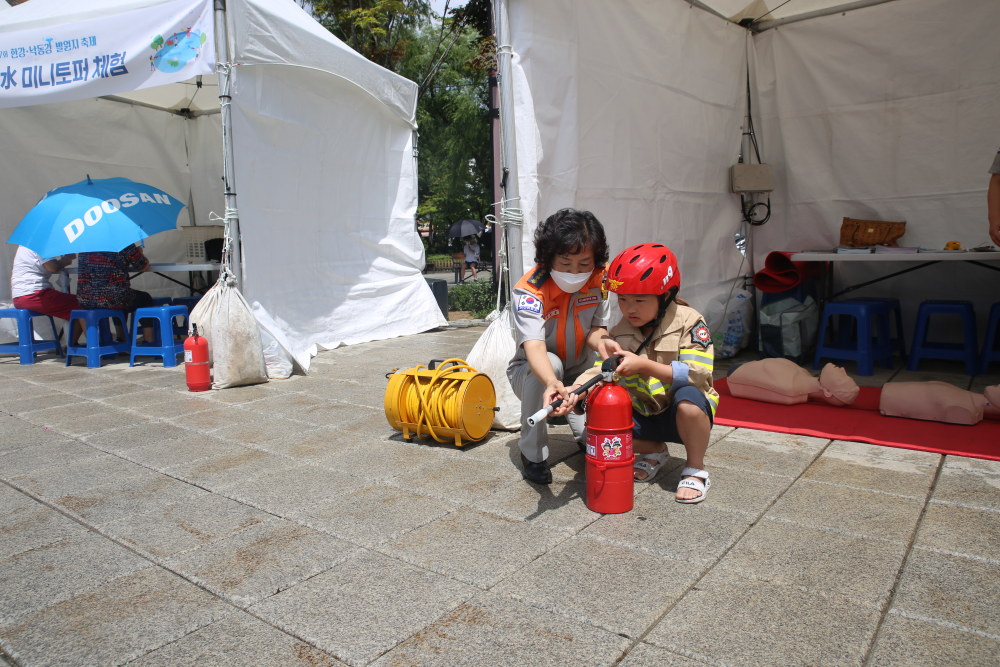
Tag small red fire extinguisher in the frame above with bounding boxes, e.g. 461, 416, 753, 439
584, 358, 635, 514
184, 322, 211, 392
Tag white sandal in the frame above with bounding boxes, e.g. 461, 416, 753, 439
634, 449, 669, 483
676, 467, 710, 504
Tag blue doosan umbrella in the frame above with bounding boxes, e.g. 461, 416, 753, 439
7, 176, 186, 257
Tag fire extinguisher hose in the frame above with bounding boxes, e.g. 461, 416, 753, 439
401, 358, 478, 443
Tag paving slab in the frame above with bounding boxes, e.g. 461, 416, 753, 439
381, 506, 568, 587
454, 432, 522, 467
718, 518, 907, 608
801, 450, 938, 498
645, 463, 793, 516
51, 471, 204, 525
217, 464, 367, 516
942, 455, 1000, 474
705, 436, 823, 478
581, 493, 752, 565
389, 456, 521, 504
129, 395, 220, 419
768, 479, 925, 542
0, 379, 56, 400
9, 454, 153, 499
200, 384, 280, 404
254, 427, 350, 460
129, 612, 346, 667
99, 388, 180, 410
495, 534, 702, 637
0, 531, 152, 624
0, 392, 88, 416
826, 440, 942, 466
216, 416, 320, 445
0, 417, 77, 453
892, 548, 1000, 637
100, 493, 271, 559
167, 406, 266, 432
913, 502, 1000, 561
472, 477, 598, 532
0, 439, 106, 477
726, 427, 829, 449
122, 433, 242, 470
0, 503, 88, 560
0, 568, 231, 667
251, 550, 474, 667
618, 642, 707, 667
164, 519, 357, 607
20, 403, 147, 437
81, 421, 192, 452
70, 382, 145, 400
164, 445, 299, 490
868, 613, 1000, 667
312, 440, 447, 483
370, 590, 629, 667
647, 568, 880, 667
931, 465, 1000, 511
292, 485, 455, 547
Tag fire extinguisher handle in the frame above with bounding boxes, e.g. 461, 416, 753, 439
527, 369, 610, 427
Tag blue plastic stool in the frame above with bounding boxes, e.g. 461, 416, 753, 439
0, 309, 63, 364
814, 301, 894, 376
980, 302, 1000, 374
65, 309, 130, 368
130, 306, 187, 367
907, 301, 978, 375
151, 297, 173, 307
838, 297, 907, 361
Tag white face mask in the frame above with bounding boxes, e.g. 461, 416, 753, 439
549, 269, 593, 293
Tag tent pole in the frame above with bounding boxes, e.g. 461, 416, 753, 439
214, 0, 243, 293
493, 0, 523, 289
752, 0, 899, 32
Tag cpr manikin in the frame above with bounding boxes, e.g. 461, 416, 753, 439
727, 358, 859, 407
727, 358, 1000, 426
880, 383, 1000, 426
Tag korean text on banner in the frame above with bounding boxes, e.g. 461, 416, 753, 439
0, 0, 215, 109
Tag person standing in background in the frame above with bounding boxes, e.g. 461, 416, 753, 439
989, 148, 1000, 246
461, 237, 480, 282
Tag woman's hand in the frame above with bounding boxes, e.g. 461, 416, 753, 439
615, 350, 648, 377
597, 337, 623, 360
544, 380, 579, 417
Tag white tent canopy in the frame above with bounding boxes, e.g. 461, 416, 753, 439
504, 0, 999, 341
0, 0, 445, 369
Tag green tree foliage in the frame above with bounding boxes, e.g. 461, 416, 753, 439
311, 1, 494, 256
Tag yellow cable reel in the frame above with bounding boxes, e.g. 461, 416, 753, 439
384, 358, 497, 447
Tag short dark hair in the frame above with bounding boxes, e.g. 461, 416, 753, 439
533, 208, 609, 270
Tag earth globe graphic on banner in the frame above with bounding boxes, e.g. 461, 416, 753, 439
150, 29, 208, 74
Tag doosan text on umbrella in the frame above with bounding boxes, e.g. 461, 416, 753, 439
62, 191, 176, 243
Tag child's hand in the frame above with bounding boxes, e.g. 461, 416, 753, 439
615, 351, 647, 377
598, 338, 623, 360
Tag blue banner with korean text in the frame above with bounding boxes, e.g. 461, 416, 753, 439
0, 0, 214, 109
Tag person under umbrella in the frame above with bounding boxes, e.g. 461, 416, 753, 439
10, 247, 83, 344
462, 236, 480, 282
77, 244, 155, 343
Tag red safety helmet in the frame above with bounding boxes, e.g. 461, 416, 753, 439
605, 243, 680, 295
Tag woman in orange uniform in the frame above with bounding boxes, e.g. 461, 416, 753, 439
507, 209, 611, 485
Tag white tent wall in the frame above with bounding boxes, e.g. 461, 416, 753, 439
0, 98, 193, 304
229, 64, 445, 363
508, 0, 750, 303
753, 0, 1000, 342
184, 113, 225, 227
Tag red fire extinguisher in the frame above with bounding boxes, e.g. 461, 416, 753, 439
583, 358, 635, 514
526, 355, 634, 514
184, 322, 211, 392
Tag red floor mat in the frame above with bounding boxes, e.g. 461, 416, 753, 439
713, 378, 1000, 461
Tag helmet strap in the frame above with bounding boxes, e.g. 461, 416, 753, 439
634, 288, 678, 357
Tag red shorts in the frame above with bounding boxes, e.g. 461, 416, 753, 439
12, 289, 81, 321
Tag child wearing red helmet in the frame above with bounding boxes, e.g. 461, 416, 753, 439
574, 243, 719, 502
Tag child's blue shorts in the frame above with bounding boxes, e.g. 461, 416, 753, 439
632, 385, 714, 444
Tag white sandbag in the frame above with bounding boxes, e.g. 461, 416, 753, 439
260, 326, 293, 380
188, 283, 221, 367
466, 308, 521, 430
211, 276, 268, 389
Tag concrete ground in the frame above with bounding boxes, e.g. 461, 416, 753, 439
1, 329, 999, 667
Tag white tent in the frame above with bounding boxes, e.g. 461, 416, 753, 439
0, 0, 446, 369
501, 0, 999, 341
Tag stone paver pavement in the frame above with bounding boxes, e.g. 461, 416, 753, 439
1, 329, 999, 666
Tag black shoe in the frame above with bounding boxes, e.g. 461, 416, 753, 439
520, 454, 553, 485
576, 439, 586, 453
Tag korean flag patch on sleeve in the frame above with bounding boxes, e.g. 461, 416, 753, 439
517, 294, 543, 315
691, 320, 712, 349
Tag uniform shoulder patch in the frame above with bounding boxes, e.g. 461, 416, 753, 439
527, 266, 549, 288
690, 320, 712, 349
516, 293, 543, 315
